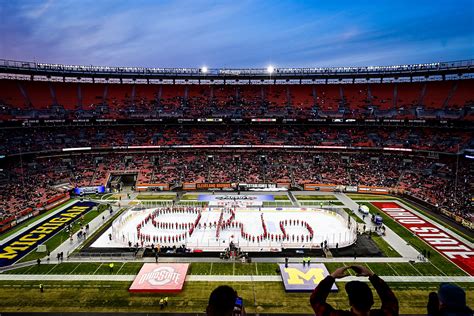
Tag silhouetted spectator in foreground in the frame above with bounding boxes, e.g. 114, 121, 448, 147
207, 285, 245, 316
427, 283, 472, 316
310, 265, 398, 316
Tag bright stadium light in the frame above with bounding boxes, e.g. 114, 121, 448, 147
267, 65, 275, 74
201, 66, 208, 74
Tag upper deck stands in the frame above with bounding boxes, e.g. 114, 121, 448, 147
0, 80, 472, 120
447, 80, 474, 109
0, 80, 28, 109
52, 82, 79, 110
23, 81, 53, 110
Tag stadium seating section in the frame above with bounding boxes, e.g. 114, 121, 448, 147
0, 150, 472, 225
0, 126, 472, 155
1, 79, 473, 120
0, 79, 472, 228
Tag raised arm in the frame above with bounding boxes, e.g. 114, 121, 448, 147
310, 267, 348, 316
369, 274, 399, 316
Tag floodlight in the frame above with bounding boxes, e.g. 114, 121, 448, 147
201, 66, 208, 74
267, 65, 275, 74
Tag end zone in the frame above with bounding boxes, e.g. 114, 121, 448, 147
372, 202, 474, 276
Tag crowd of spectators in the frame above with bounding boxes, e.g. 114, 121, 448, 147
0, 165, 63, 220
0, 151, 471, 224
0, 125, 471, 155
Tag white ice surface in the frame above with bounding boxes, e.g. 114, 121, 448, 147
91, 207, 354, 251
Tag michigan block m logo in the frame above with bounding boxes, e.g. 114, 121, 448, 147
284, 268, 326, 285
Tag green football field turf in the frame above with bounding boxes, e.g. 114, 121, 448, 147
4, 259, 453, 277
294, 194, 337, 200
0, 279, 472, 314
1, 194, 472, 314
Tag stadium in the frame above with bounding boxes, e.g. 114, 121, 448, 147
0, 1, 473, 315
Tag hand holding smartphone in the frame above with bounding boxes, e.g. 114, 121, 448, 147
350, 265, 373, 277
234, 296, 244, 315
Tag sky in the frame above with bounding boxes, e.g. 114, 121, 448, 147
0, 0, 473, 68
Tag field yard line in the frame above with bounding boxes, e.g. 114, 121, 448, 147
365, 263, 375, 274
386, 263, 399, 276
1, 274, 473, 283
409, 262, 423, 276
233, 262, 235, 275
342, 262, 355, 276
68, 263, 81, 275
255, 262, 259, 275
429, 262, 447, 276
115, 262, 125, 275
46, 264, 59, 275
22, 265, 34, 274
92, 263, 103, 275
209, 262, 213, 275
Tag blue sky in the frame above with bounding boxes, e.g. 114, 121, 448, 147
0, 0, 473, 68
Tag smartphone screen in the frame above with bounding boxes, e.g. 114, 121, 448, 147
235, 297, 243, 307
234, 296, 243, 315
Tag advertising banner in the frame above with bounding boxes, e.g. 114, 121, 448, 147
183, 183, 197, 190
74, 186, 105, 195
345, 186, 358, 192
358, 186, 389, 194
198, 195, 274, 202
196, 183, 233, 189
279, 263, 337, 292
303, 184, 337, 192
199, 195, 274, 207
129, 263, 189, 293
245, 183, 277, 189
135, 183, 170, 191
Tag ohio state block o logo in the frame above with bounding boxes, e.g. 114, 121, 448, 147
139, 267, 180, 286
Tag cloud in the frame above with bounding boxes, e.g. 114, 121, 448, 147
15, 0, 56, 19
0, 0, 472, 67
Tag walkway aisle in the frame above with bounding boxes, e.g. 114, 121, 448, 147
334, 193, 420, 260
287, 192, 300, 207
0, 273, 472, 283
48, 202, 122, 263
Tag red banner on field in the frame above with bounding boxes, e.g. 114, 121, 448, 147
372, 202, 474, 276
129, 263, 189, 293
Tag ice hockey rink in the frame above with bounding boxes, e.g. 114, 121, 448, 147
91, 204, 356, 252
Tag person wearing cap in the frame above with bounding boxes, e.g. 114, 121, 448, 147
310, 265, 398, 316
427, 283, 472, 316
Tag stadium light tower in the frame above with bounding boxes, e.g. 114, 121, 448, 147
201, 66, 208, 74
267, 65, 275, 74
